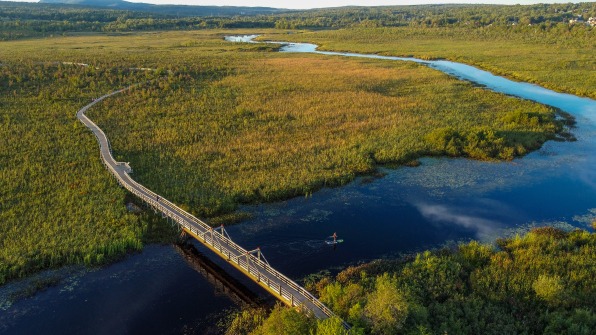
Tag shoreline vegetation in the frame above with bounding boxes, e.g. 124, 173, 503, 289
226, 226, 596, 335
258, 26, 595, 100
2, 2, 594, 99
0, 32, 576, 282
0, 2, 593, 295
0, 30, 579, 285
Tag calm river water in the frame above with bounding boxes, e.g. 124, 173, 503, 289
1, 36, 595, 334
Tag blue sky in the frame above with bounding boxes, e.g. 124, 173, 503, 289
5, 1, 580, 10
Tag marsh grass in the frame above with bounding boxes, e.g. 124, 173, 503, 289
260, 27, 596, 99
0, 30, 568, 284
87, 32, 564, 217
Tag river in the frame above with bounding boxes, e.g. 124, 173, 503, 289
1, 36, 594, 335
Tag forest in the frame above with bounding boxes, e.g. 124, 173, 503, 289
1, 2, 594, 39
226, 227, 596, 334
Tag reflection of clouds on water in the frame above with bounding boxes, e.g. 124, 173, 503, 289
575, 161, 596, 191
414, 201, 504, 240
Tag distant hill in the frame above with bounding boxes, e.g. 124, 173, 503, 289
38, 0, 286, 16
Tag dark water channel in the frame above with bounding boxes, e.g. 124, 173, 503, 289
2, 36, 595, 334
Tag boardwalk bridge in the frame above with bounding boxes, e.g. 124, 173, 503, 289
77, 88, 348, 327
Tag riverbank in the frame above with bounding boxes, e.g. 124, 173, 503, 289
0, 29, 589, 288
258, 27, 596, 100
227, 226, 596, 335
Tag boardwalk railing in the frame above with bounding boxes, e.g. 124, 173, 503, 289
77, 88, 349, 328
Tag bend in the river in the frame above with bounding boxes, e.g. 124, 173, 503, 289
226, 35, 596, 124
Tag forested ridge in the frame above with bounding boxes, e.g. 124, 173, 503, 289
227, 227, 596, 335
1, 2, 594, 39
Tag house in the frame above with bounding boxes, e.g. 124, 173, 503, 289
569, 16, 584, 25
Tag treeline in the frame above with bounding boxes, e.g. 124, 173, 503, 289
0, 16, 274, 35
0, 2, 276, 40
273, 3, 596, 29
1, 2, 594, 40
227, 227, 596, 334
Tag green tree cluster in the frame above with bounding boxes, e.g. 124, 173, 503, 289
1, 2, 594, 40
231, 228, 595, 334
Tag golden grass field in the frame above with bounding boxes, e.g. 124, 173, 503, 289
0, 30, 569, 283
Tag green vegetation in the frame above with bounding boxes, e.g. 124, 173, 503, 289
0, 28, 574, 285
0, 33, 195, 284
229, 227, 596, 334
1, 1, 592, 286
0, 53, 188, 284
86, 32, 565, 217
261, 25, 595, 99
2, 2, 594, 40
272, 2, 596, 29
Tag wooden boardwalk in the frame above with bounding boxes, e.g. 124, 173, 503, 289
77, 88, 348, 327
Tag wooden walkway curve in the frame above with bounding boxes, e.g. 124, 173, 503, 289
77, 88, 349, 328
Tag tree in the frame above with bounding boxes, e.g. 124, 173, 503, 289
226, 308, 267, 335
250, 304, 314, 335
316, 317, 352, 335
364, 273, 409, 334
533, 274, 565, 306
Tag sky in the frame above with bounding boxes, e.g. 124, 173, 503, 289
4, 1, 580, 10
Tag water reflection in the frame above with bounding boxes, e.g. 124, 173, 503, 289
0, 245, 258, 335
413, 201, 504, 239
174, 243, 267, 308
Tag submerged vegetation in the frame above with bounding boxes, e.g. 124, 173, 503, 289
228, 227, 596, 334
